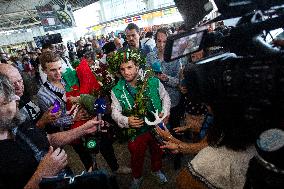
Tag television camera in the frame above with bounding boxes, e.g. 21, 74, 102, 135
165, 2, 284, 186
165, 0, 284, 124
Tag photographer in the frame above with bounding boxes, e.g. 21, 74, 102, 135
0, 74, 101, 189
76, 39, 86, 59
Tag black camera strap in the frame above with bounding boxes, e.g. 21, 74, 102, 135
12, 127, 46, 162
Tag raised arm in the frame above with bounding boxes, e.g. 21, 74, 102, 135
47, 118, 100, 148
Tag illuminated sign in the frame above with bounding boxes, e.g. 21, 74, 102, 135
92, 7, 179, 31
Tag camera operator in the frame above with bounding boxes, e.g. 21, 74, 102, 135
67, 41, 76, 62
159, 0, 284, 188
76, 39, 86, 59
0, 74, 101, 189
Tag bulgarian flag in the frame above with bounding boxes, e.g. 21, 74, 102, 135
63, 59, 100, 134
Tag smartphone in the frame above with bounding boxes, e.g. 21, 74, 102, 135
158, 122, 166, 130
51, 100, 60, 113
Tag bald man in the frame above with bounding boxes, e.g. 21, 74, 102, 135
114, 38, 123, 50
0, 64, 59, 128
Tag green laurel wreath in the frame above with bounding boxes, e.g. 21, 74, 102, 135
106, 48, 146, 74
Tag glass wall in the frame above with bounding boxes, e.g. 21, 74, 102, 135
91, 6, 183, 35
73, 2, 101, 28
152, 0, 175, 9
74, 0, 181, 35
100, 0, 175, 22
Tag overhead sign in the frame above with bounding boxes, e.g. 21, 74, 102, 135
36, 4, 76, 32
91, 7, 179, 31
141, 8, 177, 20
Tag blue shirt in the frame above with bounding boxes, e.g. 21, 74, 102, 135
146, 48, 182, 107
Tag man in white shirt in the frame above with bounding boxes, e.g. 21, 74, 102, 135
140, 32, 156, 51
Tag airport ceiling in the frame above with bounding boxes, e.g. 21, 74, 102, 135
0, 0, 99, 31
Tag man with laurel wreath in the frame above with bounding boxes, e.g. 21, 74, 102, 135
110, 49, 171, 189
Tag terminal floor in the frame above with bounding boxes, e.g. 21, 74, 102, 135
95, 142, 192, 189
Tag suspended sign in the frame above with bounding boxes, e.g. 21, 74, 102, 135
36, 4, 76, 32
91, 7, 179, 31
142, 8, 177, 20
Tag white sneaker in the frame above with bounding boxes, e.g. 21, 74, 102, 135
115, 166, 132, 174
152, 170, 168, 184
130, 177, 143, 189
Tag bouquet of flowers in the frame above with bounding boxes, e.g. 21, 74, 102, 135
89, 60, 115, 97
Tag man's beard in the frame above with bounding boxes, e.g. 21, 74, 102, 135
0, 111, 26, 130
129, 41, 138, 49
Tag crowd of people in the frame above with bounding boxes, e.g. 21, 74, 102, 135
0, 21, 283, 189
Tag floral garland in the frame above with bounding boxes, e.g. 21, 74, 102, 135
106, 48, 146, 74
132, 68, 155, 118
121, 66, 155, 119
120, 67, 155, 141
89, 60, 115, 96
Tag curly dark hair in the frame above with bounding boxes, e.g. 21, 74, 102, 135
39, 51, 60, 70
207, 98, 280, 151
154, 28, 170, 42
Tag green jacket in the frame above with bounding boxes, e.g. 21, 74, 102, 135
112, 77, 162, 139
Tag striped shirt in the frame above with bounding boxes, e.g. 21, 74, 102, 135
37, 79, 73, 130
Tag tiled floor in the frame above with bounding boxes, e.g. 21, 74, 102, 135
95, 142, 193, 189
